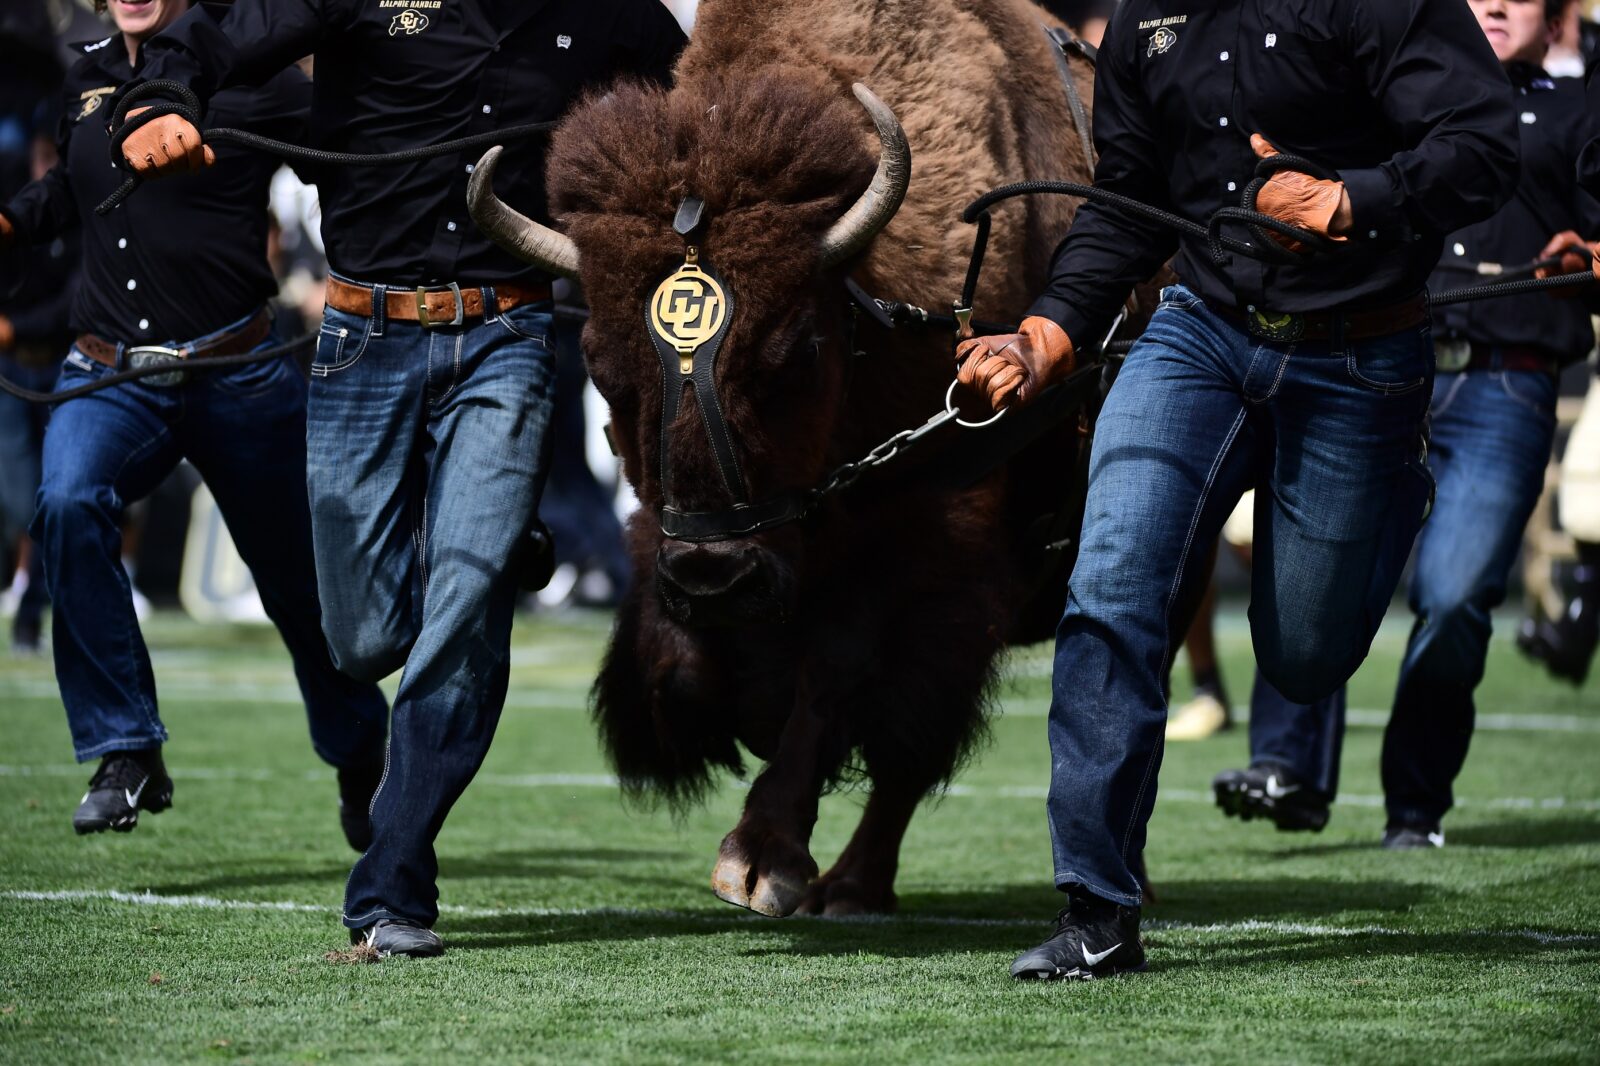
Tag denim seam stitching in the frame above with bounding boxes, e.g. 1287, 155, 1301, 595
101, 428, 176, 736
73, 733, 168, 762
1346, 345, 1426, 395
1120, 406, 1248, 867
1429, 372, 1468, 419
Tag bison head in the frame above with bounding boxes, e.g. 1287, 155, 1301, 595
469, 73, 910, 628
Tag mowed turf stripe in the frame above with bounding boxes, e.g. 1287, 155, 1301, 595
4, 762, 1597, 812
4, 677, 1595, 733
7, 889, 1598, 946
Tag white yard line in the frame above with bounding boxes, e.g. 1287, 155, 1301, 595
3, 763, 1597, 811
3, 889, 1594, 946
995, 698, 1600, 733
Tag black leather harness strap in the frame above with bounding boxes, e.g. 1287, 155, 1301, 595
649, 263, 744, 505
1044, 26, 1097, 168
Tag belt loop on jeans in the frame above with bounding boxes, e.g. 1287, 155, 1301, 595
481, 285, 495, 324
371, 280, 386, 337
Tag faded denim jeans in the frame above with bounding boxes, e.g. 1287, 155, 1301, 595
306, 279, 556, 930
1243, 363, 1556, 826
34, 315, 388, 767
1046, 286, 1433, 905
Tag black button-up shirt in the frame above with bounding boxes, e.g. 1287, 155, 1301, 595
2, 36, 308, 344
1431, 65, 1600, 363
138, 0, 686, 287
1028, 0, 1520, 349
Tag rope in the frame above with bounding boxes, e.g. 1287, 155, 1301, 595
96, 81, 557, 215
0, 335, 313, 405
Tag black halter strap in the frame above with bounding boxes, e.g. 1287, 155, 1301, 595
648, 257, 744, 504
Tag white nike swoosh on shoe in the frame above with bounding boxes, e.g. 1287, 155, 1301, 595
1264, 774, 1299, 800
1081, 941, 1121, 967
1427, 831, 1445, 848
124, 774, 149, 809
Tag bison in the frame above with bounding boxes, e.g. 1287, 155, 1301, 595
469, 0, 1109, 917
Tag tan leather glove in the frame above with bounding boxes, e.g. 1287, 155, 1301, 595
955, 316, 1075, 412
1534, 231, 1597, 278
120, 106, 214, 176
0, 315, 14, 350
1251, 134, 1350, 250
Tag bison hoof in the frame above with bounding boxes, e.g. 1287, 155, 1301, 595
709, 828, 818, 918
795, 875, 897, 917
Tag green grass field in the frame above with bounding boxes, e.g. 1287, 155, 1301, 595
0, 608, 1597, 1065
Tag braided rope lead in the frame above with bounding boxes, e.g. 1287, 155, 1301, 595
97, 80, 557, 215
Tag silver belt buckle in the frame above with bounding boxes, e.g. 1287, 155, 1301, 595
1434, 339, 1471, 373
417, 282, 465, 329
125, 345, 187, 387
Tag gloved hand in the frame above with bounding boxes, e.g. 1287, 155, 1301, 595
1251, 134, 1351, 250
1534, 231, 1599, 279
0, 315, 14, 350
955, 315, 1075, 412
120, 106, 214, 175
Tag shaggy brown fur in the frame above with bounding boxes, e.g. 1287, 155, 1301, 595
541, 0, 1110, 918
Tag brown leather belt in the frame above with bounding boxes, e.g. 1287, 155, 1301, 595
1214, 293, 1429, 343
75, 307, 272, 370
1434, 340, 1557, 375
325, 277, 553, 328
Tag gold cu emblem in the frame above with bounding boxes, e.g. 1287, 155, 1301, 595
389, 9, 430, 36
650, 249, 727, 373
78, 86, 115, 120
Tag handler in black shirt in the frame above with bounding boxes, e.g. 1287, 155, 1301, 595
1213, 0, 1600, 851
0, 0, 389, 849
955, 0, 1519, 980
120, 0, 686, 959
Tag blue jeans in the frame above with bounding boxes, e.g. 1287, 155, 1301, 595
1247, 669, 1345, 798
1382, 365, 1556, 826
306, 283, 556, 930
1045, 286, 1433, 905
32, 316, 389, 766
1242, 365, 1557, 822
0, 358, 54, 630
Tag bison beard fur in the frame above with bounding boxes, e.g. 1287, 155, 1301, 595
541, 0, 1106, 917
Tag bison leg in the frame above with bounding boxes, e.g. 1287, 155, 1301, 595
795, 782, 921, 917
710, 700, 835, 917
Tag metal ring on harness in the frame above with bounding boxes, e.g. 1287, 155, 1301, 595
945, 379, 1007, 429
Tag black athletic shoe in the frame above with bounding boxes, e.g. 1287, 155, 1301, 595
72, 750, 173, 834
1382, 823, 1444, 850
337, 760, 384, 853
1212, 762, 1331, 832
1010, 891, 1146, 981
351, 919, 444, 958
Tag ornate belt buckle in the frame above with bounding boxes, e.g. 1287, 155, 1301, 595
125, 345, 187, 387
1434, 339, 1471, 373
1247, 308, 1305, 343
417, 282, 465, 329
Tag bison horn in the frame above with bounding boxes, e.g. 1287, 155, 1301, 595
467, 145, 581, 279
819, 83, 912, 268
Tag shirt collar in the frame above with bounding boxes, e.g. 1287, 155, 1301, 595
1504, 61, 1556, 91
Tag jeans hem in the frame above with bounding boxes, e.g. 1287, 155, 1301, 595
73, 733, 166, 763
1384, 804, 1448, 829
1054, 872, 1142, 907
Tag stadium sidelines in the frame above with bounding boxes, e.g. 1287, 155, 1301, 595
4, 889, 1597, 945
2, 678, 1596, 732
2, 762, 1597, 811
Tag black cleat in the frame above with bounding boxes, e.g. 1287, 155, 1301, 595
1212, 762, 1330, 832
337, 760, 384, 853
1383, 823, 1444, 850
351, 919, 444, 958
72, 750, 173, 835
1010, 891, 1146, 981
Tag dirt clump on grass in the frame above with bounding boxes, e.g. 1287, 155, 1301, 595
323, 943, 379, 965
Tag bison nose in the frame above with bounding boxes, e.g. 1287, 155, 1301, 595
655, 541, 783, 626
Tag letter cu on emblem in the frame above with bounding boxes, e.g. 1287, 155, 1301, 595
650, 267, 727, 356
389, 9, 430, 36
1147, 26, 1177, 57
